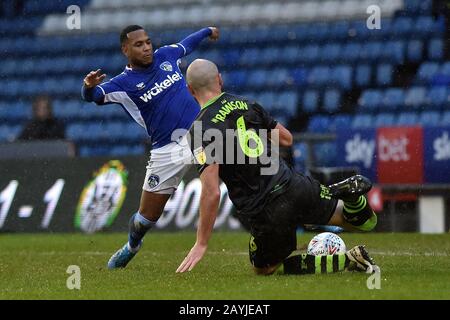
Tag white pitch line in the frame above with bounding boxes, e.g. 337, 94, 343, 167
372, 250, 449, 257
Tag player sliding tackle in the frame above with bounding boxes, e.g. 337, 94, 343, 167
82, 25, 219, 269
177, 59, 379, 275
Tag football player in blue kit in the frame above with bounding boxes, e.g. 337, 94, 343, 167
82, 25, 219, 268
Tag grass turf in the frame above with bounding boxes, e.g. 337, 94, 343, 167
0, 232, 449, 300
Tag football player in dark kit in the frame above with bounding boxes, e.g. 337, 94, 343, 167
176, 59, 379, 276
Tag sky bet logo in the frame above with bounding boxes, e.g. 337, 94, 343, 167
139, 72, 182, 102
345, 134, 375, 168
434, 131, 450, 161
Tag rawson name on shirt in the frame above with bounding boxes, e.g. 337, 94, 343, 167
139, 72, 182, 102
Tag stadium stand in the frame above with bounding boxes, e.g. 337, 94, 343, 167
0, 0, 448, 167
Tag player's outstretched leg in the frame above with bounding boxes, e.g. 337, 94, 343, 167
107, 191, 170, 269
107, 212, 156, 269
328, 175, 377, 232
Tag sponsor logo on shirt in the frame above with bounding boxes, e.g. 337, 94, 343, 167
139, 72, 182, 102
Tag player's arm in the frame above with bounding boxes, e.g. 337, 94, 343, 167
176, 164, 220, 273
81, 69, 106, 104
254, 102, 293, 147
176, 27, 219, 57
274, 123, 293, 147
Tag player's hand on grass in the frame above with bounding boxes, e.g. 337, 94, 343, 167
83, 69, 106, 88
208, 27, 220, 41
176, 242, 207, 273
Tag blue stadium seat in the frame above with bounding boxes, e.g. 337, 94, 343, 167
257, 92, 276, 110
266, 25, 290, 42
431, 61, 450, 86
323, 89, 341, 113
290, 68, 308, 86
405, 0, 432, 14
306, 23, 329, 41
308, 116, 331, 132
276, 91, 298, 117
107, 122, 126, 140
360, 42, 381, 61
416, 62, 439, 83
266, 68, 289, 87
227, 70, 247, 88
85, 123, 103, 141
0, 125, 22, 142
284, 45, 301, 64
293, 142, 308, 173
123, 122, 146, 142
352, 20, 371, 39
329, 21, 350, 40
426, 86, 448, 108
130, 145, 145, 155
259, 47, 281, 65
331, 115, 352, 131
302, 90, 319, 113
1, 102, 30, 121
222, 49, 240, 66
374, 113, 395, 127
384, 41, 405, 64
314, 142, 337, 167
382, 88, 405, 111
308, 66, 330, 87
27, 80, 44, 96
404, 87, 427, 110
359, 89, 382, 112
300, 45, 320, 63
320, 43, 341, 63
110, 145, 130, 156
355, 65, 371, 87
407, 40, 423, 62
351, 114, 374, 129
428, 39, 444, 60
291, 25, 309, 42
67, 123, 86, 142
377, 19, 393, 38
392, 17, 414, 37
397, 112, 419, 126
331, 65, 352, 89
414, 16, 435, 37
250, 26, 270, 43
376, 64, 393, 86
441, 111, 450, 126
443, 62, 450, 75
341, 43, 361, 62
62, 100, 84, 120
419, 111, 440, 127
247, 69, 268, 88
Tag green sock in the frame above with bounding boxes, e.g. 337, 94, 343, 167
282, 253, 349, 275
343, 196, 377, 231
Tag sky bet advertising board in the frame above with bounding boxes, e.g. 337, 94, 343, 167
0, 156, 241, 233
423, 127, 450, 183
337, 126, 450, 184
335, 128, 377, 181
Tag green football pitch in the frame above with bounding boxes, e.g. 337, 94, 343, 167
1, 232, 449, 300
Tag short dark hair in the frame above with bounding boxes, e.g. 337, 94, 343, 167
120, 25, 144, 44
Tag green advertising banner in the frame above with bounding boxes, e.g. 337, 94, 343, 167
0, 156, 240, 233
